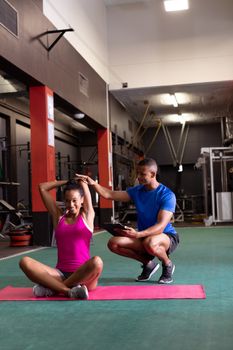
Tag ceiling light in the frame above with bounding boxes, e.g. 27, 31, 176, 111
176, 113, 185, 123
74, 112, 85, 119
164, 0, 189, 12
170, 94, 179, 107
160, 94, 178, 107
178, 164, 183, 172
174, 92, 189, 104
0, 75, 17, 93
179, 114, 186, 124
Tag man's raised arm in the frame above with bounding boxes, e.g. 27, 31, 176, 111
75, 174, 130, 202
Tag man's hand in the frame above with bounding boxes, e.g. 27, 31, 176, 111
119, 226, 139, 239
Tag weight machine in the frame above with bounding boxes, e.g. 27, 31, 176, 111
195, 147, 233, 225
0, 199, 32, 238
0, 137, 31, 211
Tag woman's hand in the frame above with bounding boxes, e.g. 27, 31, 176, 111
75, 174, 96, 185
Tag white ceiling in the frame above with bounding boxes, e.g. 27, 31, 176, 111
105, 0, 233, 127
1, 1, 233, 130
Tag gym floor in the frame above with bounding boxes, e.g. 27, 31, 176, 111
0, 227, 233, 350
0, 238, 40, 259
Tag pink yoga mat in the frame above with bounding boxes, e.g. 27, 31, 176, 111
0, 285, 205, 301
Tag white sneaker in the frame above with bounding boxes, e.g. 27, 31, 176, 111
68, 284, 89, 299
33, 284, 55, 297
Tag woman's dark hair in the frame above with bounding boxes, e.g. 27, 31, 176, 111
63, 179, 84, 197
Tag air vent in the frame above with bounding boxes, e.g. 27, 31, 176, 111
79, 72, 89, 97
0, 0, 18, 37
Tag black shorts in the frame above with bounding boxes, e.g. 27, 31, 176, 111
166, 233, 180, 255
57, 270, 73, 279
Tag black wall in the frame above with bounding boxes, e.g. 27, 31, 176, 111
144, 122, 222, 201
0, 103, 98, 209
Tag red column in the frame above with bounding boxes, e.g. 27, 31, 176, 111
29, 86, 55, 246
30, 86, 56, 212
97, 129, 113, 211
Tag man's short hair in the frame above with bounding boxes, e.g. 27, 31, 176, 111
137, 158, 158, 172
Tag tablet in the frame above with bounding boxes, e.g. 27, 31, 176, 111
103, 223, 129, 236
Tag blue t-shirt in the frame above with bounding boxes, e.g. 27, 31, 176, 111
126, 184, 177, 235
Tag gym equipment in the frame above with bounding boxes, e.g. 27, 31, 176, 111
0, 138, 31, 211
0, 285, 206, 301
56, 152, 71, 180
0, 181, 20, 202
195, 146, 233, 225
0, 199, 32, 239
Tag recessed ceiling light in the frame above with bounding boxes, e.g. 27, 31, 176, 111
170, 94, 179, 107
160, 94, 179, 107
164, 0, 189, 12
74, 112, 85, 119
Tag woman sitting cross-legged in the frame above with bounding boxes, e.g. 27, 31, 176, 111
19, 177, 103, 299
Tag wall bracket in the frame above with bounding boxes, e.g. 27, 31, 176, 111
45, 28, 74, 52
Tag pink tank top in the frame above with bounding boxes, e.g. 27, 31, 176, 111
55, 214, 92, 272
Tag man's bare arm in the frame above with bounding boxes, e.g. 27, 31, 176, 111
121, 210, 173, 239
76, 174, 131, 202
138, 210, 173, 237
